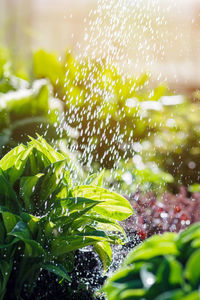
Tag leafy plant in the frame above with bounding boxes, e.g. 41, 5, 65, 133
104, 222, 200, 300
34, 49, 170, 167
0, 47, 66, 157
0, 47, 29, 93
0, 79, 64, 156
0, 135, 133, 299
35, 49, 200, 188
100, 159, 173, 196
141, 99, 200, 186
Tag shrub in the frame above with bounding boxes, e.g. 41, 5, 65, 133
104, 222, 200, 300
101, 159, 173, 196
0, 79, 64, 156
141, 100, 200, 186
0, 136, 133, 299
0, 47, 65, 156
34, 49, 170, 167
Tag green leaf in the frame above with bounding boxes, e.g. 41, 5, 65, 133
188, 184, 200, 193
2, 212, 21, 234
185, 249, 200, 286
120, 289, 146, 299
61, 197, 99, 214
29, 135, 64, 163
0, 145, 32, 185
2, 79, 49, 122
166, 256, 183, 286
94, 241, 112, 271
73, 186, 133, 221
0, 144, 25, 171
0, 170, 19, 211
72, 213, 126, 238
21, 212, 40, 237
31, 160, 69, 212
154, 255, 183, 294
51, 234, 113, 256
27, 147, 51, 174
20, 174, 44, 211
154, 290, 185, 300
8, 221, 45, 257
124, 233, 178, 265
104, 265, 144, 300
176, 222, 200, 246
182, 291, 200, 300
8, 221, 31, 240
191, 238, 200, 249
33, 50, 65, 86
0, 205, 22, 234
86, 170, 105, 187
51, 197, 99, 228
42, 263, 71, 282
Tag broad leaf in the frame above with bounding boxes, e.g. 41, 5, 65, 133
31, 160, 69, 212
86, 170, 105, 187
154, 290, 185, 300
72, 213, 126, 238
0, 170, 19, 211
0, 144, 25, 170
94, 241, 112, 271
50, 197, 99, 228
0, 146, 32, 185
29, 135, 64, 163
42, 263, 71, 282
185, 249, 200, 286
20, 174, 44, 211
73, 185, 133, 220
8, 221, 45, 257
51, 234, 113, 256
124, 233, 178, 265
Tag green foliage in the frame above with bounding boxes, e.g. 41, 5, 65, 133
0, 136, 133, 299
0, 47, 66, 156
0, 47, 29, 93
0, 79, 63, 155
34, 49, 170, 167
34, 50, 65, 89
141, 100, 200, 186
188, 183, 200, 193
0, 48, 10, 79
101, 159, 174, 195
104, 223, 200, 300
33, 49, 200, 187
2, 46, 200, 189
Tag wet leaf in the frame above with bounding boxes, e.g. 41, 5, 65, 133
185, 249, 200, 286
42, 263, 71, 282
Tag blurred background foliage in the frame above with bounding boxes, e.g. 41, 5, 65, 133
33, 49, 170, 167
1, 46, 200, 194
0, 47, 65, 156
141, 101, 200, 187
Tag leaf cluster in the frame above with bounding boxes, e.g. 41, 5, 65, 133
34, 49, 170, 167
141, 100, 200, 186
0, 48, 65, 156
101, 159, 173, 196
104, 222, 200, 300
0, 136, 133, 299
